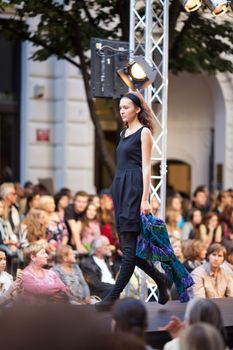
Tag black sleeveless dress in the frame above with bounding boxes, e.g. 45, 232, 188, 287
111, 126, 144, 234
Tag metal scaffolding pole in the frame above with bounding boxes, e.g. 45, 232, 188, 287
130, 0, 169, 219
129, 0, 169, 301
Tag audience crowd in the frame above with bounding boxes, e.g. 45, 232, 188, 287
1, 181, 233, 349
1, 181, 233, 305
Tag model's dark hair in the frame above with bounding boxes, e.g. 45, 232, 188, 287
112, 298, 147, 338
122, 91, 155, 134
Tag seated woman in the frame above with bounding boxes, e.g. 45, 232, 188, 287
213, 190, 232, 216
76, 202, 101, 253
0, 249, 13, 303
22, 243, 69, 304
165, 208, 181, 240
19, 208, 47, 244
0, 249, 22, 305
99, 194, 118, 248
54, 190, 69, 221
0, 197, 19, 260
183, 240, 207, 273
170, 237, 185, 263
24, 192, 41, 216
167, 194, 185, 229
39, 196, 68, 250
52, 245, 91, 304
191, 243, 233, 298
219, 205, 233, 250
181, 208, 202, 240
197, 212, 222, 247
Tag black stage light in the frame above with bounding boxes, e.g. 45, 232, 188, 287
91, 37, 129, 98
117, 56, 156, 91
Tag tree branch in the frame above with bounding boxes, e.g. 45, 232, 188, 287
78, 0, 97, 28
169, 0, 183, 54
115, 0, 130, 40
1, 20, 81, 69
170, 12, 197, 61
74, 22, 116, 177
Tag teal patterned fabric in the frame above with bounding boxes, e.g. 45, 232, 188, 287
136, 214, 194, 302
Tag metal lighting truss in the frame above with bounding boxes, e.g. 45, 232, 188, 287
129, 0, 169, 301
130, 0, 169, 220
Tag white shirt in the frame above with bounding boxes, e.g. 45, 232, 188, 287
0, 271, 13, 296
93, 256, 115, 285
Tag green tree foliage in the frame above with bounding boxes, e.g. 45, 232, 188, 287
169, 8, 233, 73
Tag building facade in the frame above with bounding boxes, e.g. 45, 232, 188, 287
0, 18, 233, 196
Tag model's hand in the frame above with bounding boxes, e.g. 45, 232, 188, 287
140, 200, 151, 215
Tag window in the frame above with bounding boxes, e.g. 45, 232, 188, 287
0, 22, 21, 183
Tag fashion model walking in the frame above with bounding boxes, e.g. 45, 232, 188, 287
96, 92, 170, 311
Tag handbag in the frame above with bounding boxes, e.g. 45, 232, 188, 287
136, 214, 194, 302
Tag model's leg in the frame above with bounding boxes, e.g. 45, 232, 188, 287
105, 231, 137, 299
95, 232, 137, 311
135, 256, 170, 304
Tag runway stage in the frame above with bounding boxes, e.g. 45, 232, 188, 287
95, 298, 233, 350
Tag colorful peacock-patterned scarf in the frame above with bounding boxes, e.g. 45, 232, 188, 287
136, 214, 194, 302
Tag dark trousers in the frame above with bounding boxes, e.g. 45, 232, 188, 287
107, 232, 160, 299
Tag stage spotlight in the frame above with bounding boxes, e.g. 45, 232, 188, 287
117, 55, 156, 91
204, 0, 230, 15
180, 0, 202, 12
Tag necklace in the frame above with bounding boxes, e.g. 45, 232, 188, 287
125, 124, 142, 137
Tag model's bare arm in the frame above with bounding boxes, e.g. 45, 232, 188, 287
141, 127, 153, 214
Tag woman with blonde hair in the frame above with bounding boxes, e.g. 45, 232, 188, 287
166, 208, 181, 239
39, 195, 68, 249
19, 208, 46, 244
22, 243, 69, 304
170, 237, 185, 263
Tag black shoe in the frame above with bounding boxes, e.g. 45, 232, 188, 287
153, 270, 171, 305
157, 284, 170, 305
95, 298, 116, 312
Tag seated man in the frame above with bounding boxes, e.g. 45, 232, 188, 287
191, 243, 233, 298
80, 236, 115, 299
